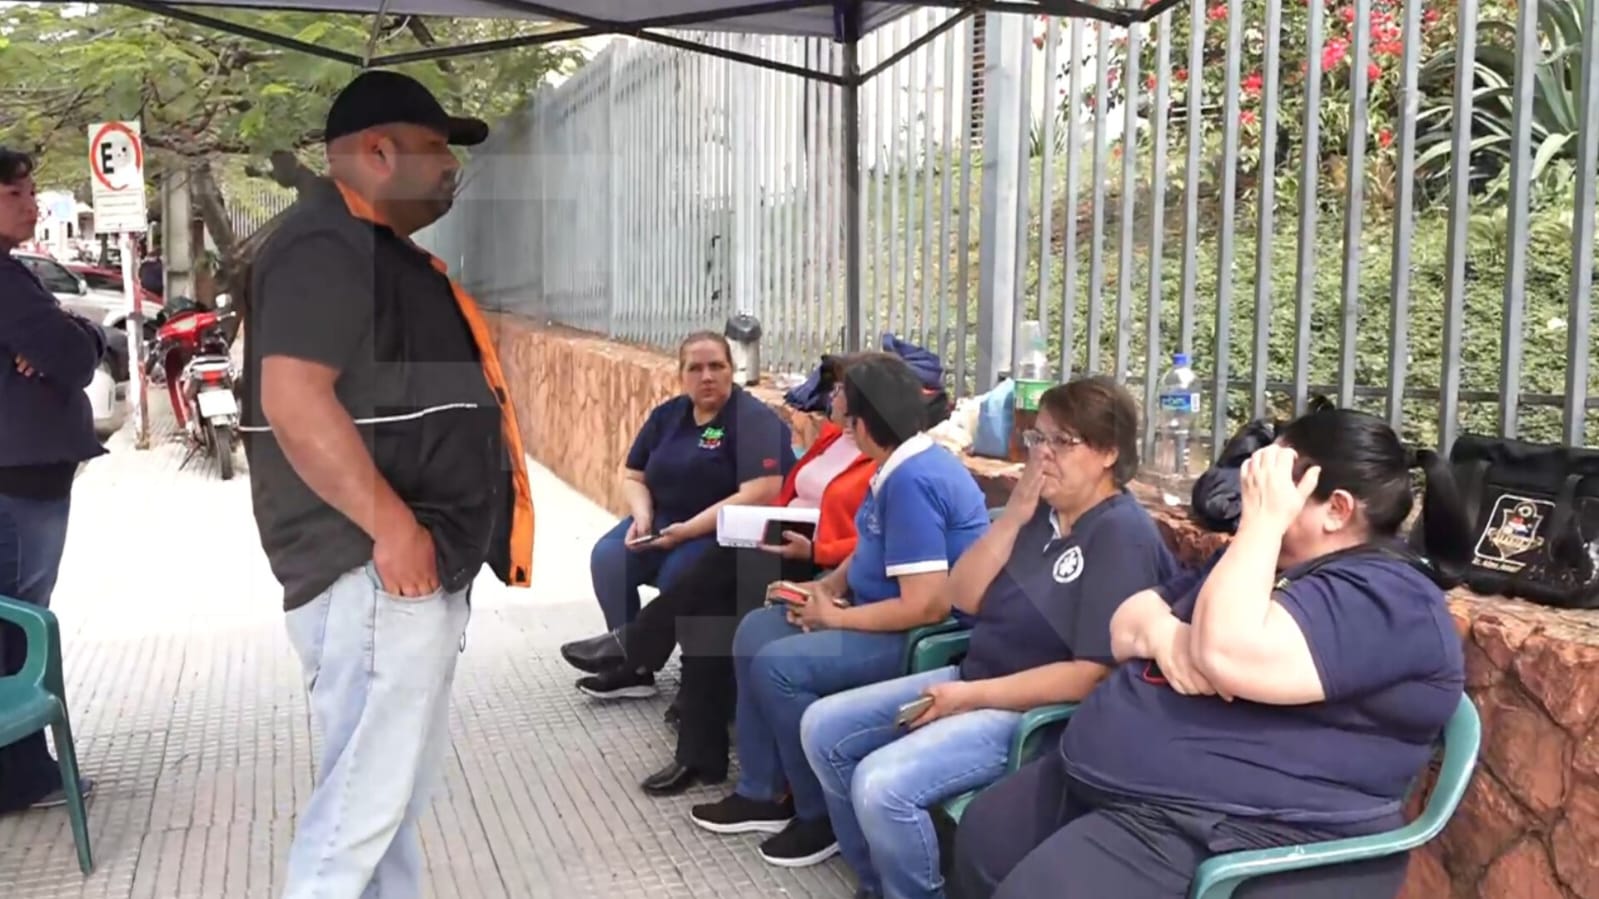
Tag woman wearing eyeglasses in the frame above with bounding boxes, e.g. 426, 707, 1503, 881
797, 377, 1176, 899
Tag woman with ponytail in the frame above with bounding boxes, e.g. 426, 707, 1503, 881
951, 409, 1472, 899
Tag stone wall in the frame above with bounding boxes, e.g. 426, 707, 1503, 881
492, 315, 1599, 899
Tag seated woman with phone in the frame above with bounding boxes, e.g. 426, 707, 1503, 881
797, 378, 1177, 899
561, 354, 876, 794
689, 354, 992, 870
951, 409, 1471, 899
581, 330, 794, 698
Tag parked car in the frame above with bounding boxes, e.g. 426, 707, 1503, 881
13, 250, 163, 334
9, 251, 133, 439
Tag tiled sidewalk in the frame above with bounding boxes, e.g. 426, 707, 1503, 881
0, 407, 854, 898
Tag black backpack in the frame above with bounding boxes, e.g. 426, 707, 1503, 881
1428, 435, 1599, 610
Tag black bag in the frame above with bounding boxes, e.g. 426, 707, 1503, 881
1437, 434, 1599, 609
1190, 395, 1337, 534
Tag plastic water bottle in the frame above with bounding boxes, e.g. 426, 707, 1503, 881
1153, 352, 1201, 506
1016, 320, 1050, 381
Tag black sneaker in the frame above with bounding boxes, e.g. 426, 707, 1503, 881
560, 631, 627, 674
758, 817, 839, 867
30, 778, 95, 810
689, 793, 794, 835
576, 668, 657, 700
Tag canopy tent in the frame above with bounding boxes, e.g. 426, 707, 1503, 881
108, 0, 1185, 349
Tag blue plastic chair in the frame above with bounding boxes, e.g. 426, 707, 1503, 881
0, 595, 93, 874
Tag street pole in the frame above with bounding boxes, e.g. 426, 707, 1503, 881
122, 232, 150, 449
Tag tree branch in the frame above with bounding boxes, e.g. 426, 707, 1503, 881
405, 17, 456, 74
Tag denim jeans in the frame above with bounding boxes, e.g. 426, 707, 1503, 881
731, 604, 907, 822
800, 666, 1022, 899
0, 493, 73, 811
282, 563, 471, 899
589, 516, 717, 631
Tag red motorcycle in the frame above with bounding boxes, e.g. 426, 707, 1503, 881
146, 294, 241, 480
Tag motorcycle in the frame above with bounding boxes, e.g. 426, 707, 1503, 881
145, 293, 241, 480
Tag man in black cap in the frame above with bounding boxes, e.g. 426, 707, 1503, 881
242, 70, 534, 899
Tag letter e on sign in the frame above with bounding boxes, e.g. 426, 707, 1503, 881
87, 121, 149, 234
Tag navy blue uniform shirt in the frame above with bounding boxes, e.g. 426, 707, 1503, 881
1060, 547, 1466, 826
961, 491, 1176, 681
0, 254, 107, 497
626, 387, 794, 530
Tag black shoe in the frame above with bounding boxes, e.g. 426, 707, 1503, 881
758, 817, 840, 868
576, 667, 657, 700
561, 631, 627, 674
664, 703, 681, 730
641, 761, 726, 797
30, 777, 95, 810
689, 793, 795, 835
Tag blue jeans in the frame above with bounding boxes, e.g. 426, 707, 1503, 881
801, 666, 1022, 899
0, 493, 73, 811
282, 563, 471, 899
731, 604, 907, 821
589, 516, 717, 631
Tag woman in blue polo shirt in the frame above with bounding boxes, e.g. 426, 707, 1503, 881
689, 353, 991, 869
586, 331, 793, 696
798, 377, 1175, 899
952, 409, 1473, 899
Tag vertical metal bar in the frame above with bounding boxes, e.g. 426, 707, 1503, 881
977, 11, 1024, 391
1212, 0, 1244, 457
1178, 0, 1203, 357
609, 54, 625, 341
1061, 18, 1085, 378
1292, 0, 1324, 414
1566, 0, 1598, 446
1010, 18, 1034, 375
1115, 23, 1141, 384
806, 39, 822, 362
882, 33, 895, 337
828, 42, 844, 352
1086, 21, 1110, 374
900, 18, 915, 334
1496, 0, 1543, 436
781, 40, 798, 369
919, 10, 938, 348
1438, 0, 1478, 453
1143, 11, 1173, 464
1337, 0, 1371, 410
938, 21, 957, 384
887, 29, 902, 335
862, 35, 876, 351
1251, 0, 1282, 418
956, 16, 975, 396
1385, 0, 1422, 430
1037, 17, 1060, 351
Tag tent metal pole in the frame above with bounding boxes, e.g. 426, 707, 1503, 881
841, 8, 863, 351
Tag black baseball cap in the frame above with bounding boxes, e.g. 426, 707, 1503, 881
324, 70, 489, 147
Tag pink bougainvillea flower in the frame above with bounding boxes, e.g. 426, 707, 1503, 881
1423, 7, 1441, 24
1368, 61, 1382, 81
1340, 5, 1357, 22
1145, 74, 1158, 90
1243, 71, 1264, 95
1208, 3, 1228, 20
1241, 109, 1258, 126
1323, 38, 1349, 70
1175, 67, 1190, 82
1378, 128, 1394, 148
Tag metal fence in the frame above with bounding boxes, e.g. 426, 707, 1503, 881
424, 2, 1599, 453
223, 179, 296, 242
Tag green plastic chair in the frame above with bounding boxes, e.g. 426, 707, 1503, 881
1188, 694, 1481, 898
896, 507, 1007, 674
0, 595, 93, 874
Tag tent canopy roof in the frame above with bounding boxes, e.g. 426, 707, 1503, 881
108, 0, 1180, 72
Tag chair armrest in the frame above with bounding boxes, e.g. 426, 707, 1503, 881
901, 618, 967, 673
1190, 696, 1482, 899
1008, 703, 1077, 772
911, 630, 971, 673
0, 596, 57, 691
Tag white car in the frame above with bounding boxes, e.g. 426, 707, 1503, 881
10, 251, 131, 439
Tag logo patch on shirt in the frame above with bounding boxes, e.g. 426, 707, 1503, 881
699, 426, 725, 451
762, 457, 778, 470
1052, 546, 1084, 584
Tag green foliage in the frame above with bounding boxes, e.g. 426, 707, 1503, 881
1414, 0, 1590, 195
0, 5, 585, 186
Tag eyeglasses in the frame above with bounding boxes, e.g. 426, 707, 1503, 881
1021, 428, 1085, 451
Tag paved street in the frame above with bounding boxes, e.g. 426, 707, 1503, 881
0, 406, 855, 899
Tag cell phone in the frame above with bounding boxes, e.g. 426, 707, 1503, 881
895, 695, 935, 728
766, 580, 811, 605
626, 532, 659, 547
762, 519, 818, 546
